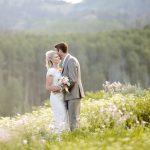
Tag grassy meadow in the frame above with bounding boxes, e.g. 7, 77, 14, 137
0, 83, 150, 150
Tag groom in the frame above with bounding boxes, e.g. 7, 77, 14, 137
55, 42, 85, 131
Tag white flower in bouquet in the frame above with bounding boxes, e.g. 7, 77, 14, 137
58, 76, 70, 93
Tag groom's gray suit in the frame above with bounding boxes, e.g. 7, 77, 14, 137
62, 54, 85, 131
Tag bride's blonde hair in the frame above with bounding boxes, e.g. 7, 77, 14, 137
45, 50, 57, 69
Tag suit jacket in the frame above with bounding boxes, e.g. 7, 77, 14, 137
62, 54, 85, 100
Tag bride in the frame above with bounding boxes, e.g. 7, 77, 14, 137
45, 50, 68, 134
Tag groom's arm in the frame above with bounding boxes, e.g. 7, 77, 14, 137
67, 59, 78, 91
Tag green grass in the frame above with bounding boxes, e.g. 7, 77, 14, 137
0, 90, 150, 150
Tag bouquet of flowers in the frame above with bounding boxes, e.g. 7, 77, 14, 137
58, 76, 70, 93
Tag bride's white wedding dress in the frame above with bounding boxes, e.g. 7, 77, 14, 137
47, 68, 68, 133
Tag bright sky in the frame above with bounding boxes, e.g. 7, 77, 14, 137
62, 0, 83, 4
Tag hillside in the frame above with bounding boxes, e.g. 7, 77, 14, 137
0, 26, 150, 116
0, 0, 150, 33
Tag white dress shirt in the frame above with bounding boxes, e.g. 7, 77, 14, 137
62, 54, 69, 68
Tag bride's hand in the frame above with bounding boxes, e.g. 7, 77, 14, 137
53, 86, 62, 93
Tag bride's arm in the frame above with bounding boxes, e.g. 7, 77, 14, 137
46, 75, 62, 92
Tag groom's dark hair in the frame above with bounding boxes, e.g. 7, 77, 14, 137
54, 42, 68, 53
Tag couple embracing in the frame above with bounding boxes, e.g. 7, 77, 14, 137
45, 42, 85, 133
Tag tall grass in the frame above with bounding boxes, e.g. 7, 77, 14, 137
0, 89, 150, 150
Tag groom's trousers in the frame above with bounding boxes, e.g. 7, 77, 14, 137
65, 99, 81, 131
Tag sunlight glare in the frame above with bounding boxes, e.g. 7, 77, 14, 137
63, 0, 83, 4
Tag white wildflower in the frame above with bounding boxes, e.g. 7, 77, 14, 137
118, 110, 123, 115
102, 125, 105, 128
40, 139, 46, 144
22, 139, 28, 145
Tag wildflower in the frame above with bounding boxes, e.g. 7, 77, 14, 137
16, 119, 24, 125
136, 118, 140, 124
113, 105, 117, 111
32, 136, 36, 140
118, 110, 123, 115
0, 128, 10, 141
40, 139, 46, 144
141, 121, 147, 125
124, 107, 127, 111
22, 139, 28, 145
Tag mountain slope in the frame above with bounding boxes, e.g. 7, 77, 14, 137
0, 0, 149, 32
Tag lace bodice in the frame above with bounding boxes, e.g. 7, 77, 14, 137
46, 68, 61, 86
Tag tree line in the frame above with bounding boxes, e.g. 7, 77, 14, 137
0, 26, 150, 116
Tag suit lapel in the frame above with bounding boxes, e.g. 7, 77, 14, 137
62, 54, 70, 74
